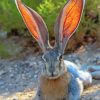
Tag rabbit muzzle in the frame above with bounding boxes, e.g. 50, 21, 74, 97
41, 48, 66, 79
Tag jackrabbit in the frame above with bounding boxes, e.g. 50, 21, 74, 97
15, 0, 92, 100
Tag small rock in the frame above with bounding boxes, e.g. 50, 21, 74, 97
0, 70, 6, 76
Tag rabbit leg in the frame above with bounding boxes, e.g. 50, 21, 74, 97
32, 90, 43, 100
66, 62, 92, 86
68, 75, 83, 100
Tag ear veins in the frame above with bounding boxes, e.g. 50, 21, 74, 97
15, 0, 47, 52
26, 6, 46, 52
63, 0, 77, 36
15, 0, 39, 40
63, 0, 83, 38
24, 6, 40, 40
57, 0, 84, 53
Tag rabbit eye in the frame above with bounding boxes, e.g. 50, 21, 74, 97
59, 55, 63, 60
57, 54, 63, 61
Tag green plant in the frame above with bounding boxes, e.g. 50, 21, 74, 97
0, 41, 22, 58
0, 0, 100, 38
37, 0, 66, 35
0, 42, 11, 58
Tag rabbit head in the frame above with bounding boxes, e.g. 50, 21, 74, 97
15, 0, 85, 79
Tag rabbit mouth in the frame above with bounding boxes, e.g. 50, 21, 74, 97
47, 72, 65, 79
41, 72, 61, 79
45, 69, 66, 79
48, 75, 60, 79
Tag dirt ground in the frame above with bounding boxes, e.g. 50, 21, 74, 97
0, 80, 99, 100
81, 80, 100, 100
0, 40, 99, 100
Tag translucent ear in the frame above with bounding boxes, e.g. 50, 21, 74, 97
15, 0, 51, 53
54, 0, 85, 54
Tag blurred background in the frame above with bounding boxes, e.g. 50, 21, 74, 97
0, 0, 100, 59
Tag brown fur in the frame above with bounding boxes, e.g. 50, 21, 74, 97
39, 73, 70, 100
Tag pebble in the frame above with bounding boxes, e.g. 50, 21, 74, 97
0, 70, 6, 76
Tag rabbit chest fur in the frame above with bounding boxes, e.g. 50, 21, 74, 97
37, 73, 71, 100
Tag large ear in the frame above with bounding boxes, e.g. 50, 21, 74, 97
15, 0, 51, 53
54, 0, 85, 54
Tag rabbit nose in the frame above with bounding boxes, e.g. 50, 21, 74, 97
49, 66, 54, 74
50, 70, 58, 77
51, 72, 54, 76
51, 72, 58, 77
49, 66, 56, 76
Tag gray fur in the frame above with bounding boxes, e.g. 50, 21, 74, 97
68, 76, 83, 100
41, 47, 66, 79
